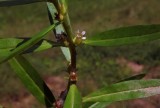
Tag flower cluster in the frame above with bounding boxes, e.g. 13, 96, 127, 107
73, 30, 86, 45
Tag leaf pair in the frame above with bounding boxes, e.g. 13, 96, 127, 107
0, 38, 61, 57
84, 24, 160, 46
4, 22, 63, 107
82, 24, 160, 106
47, 2, 71, 62
82, 73, 146, 108
0, 23, 61, 64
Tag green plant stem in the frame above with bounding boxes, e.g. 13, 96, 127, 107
61, 11, 76, 74
49, 0, 76, 74
48, 1, 77, 107
63, 13, 73, 41
63, 13, 76, 72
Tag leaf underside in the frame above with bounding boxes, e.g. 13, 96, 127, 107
83, 79, 160, 103
47, 2, 71, 62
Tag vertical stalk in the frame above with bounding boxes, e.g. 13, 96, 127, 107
49, 0, 76, 74
48, 0, 77, 107
63, 13, 77, 73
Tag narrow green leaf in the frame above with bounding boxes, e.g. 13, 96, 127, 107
0, 23, 59, 64
0, 38, 22, 49
83, 79, 160, 103
84, 24, 160, 46
0, 38, 63, 54
9, 55, 55, 107
64, 85, 82, 108
0, 49, 11, 58
0, 0, 44, 7
29, 39, 62, 52
47, 3, 71, 62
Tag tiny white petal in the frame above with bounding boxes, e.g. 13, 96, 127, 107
82, 37, 86, 40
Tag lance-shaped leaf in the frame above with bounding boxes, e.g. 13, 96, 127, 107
0, 0, 44, 7
0, 38, 63, 54
9, 55, 55, 107
0, 49, 10, 58
83, 79, 160, 103
47, 2, 71, 62
64, 85, 82, 108
0, 38, 22, 49
84, 24, 160, 46
0, 23, 59, 64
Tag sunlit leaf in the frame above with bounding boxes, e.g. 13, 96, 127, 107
0, 0, 44, 7
9, 55, 55, 107
84, 24, 160, 46
83, 79, 160, 103
64, 85, 82, 108
0, 23, 59, 64
47, 3, 71, 62
61, 47, 71, 61
47, 2, 57, 21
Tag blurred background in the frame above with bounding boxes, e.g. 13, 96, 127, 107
0, 0, 160, 107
